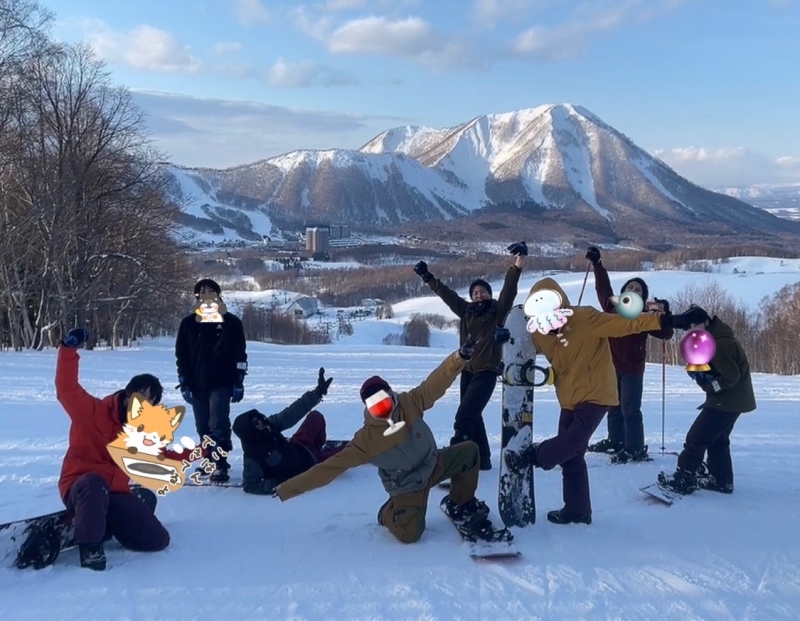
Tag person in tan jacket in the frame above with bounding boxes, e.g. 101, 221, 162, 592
502, 277, 683, 525
275, 343, 500, 544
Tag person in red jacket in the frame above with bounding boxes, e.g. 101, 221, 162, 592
56, 328, 200, 571
584, 247, 674, 463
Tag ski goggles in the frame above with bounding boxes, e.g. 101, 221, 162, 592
365, 390, 394, 419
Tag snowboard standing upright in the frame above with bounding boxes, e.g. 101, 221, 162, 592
498, 304, 538, 528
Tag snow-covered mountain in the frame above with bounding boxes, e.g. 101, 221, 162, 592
163, 104, 800, 244
718, 183, 800, 221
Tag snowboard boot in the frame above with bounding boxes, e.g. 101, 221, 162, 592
546, 508, 592, 525
657, 467, 698, 495
696, 474, 733, 494
504, 442, 541, 472
442, 496, 491, 531
587, 438, 622, 454
209, 454, 231, 484
377, 499, 390, 526
610, 445, 650, 464
79, 542, 107, 571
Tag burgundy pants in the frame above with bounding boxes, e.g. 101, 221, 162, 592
537, 403, 609, 515
63, 473, 170, 551
288, 411, 346, 463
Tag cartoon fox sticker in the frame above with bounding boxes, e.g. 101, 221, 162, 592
107, 393, 186, 461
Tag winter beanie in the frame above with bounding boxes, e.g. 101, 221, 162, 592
620, 277, 649, 302
469, 278, 493, 299
360, 376, 392, 403
194, 278, 221, 296
685, 304, 711, 325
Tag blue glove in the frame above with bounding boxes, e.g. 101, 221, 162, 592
62, 328, 89, 348
232, 386, 244, 403
177, 376, 193, 405
687, 370, 717, 385
495, 326, 511, 344
232, 375, 245, 403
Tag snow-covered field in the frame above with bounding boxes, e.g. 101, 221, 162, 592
1, 259, 800, 620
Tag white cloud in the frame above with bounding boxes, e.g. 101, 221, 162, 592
235, 0, 271, 26
318, 15, 483, 69
472, 0, 552, 28
79, 19, 202, 73
653, 146, 800, 187
514, 0, 690, 61
130, 90, 409, 167
212, 41, 243, 55
265, 58, 356, 87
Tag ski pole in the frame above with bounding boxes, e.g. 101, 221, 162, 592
661, 338, 666, 455
577, 261, 591, 305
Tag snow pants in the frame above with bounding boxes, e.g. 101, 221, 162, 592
379, 441, 480, 544
536, 403, 609, 516
449, 370, 496, 468
192, 386, 233, 455
606, 372, 645, 453
63, 473, 169, 551
678, 407, 741, 487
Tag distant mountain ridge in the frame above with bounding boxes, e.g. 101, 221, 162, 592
163, 103, 800, 246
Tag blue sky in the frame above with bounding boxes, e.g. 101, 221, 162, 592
45, 0, 800, 188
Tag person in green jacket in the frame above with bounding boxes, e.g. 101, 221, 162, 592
412, 242, 526, 470
658, 305, 757, 495
276, 343, 499, 544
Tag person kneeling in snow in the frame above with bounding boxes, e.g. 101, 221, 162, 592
232, 368, 342, 495
274, 343, 495, 544
56, 328, 205, 571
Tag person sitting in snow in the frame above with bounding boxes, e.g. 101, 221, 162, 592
274, 343, 498, 544
657, 305, 756, 495
412, 241, 526, 471
231, 368, 344, 495
56, 328, 204, 571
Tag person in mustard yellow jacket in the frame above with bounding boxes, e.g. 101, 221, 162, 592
501, 277, 687, 525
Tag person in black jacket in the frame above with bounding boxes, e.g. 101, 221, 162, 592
413, 242, 526, 471
232, 368, 341, 495
175, 279, 247, 483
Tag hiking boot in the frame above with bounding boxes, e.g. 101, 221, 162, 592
546, 508, 592, 525
696, 475, 733, 494
610, 445, 650, 464
79, 543, 107, 571
657, 467, 698, 495
504, 442, 540, 472
587, 438, 622, 454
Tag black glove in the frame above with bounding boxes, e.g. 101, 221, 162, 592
230, 372, 246, 403
176, 376, 193, 405
315, 367, 333, 398
507, 241, 528, 257
459, 336, 479, 360
585, 246, 601, 266
667, 307, 709, 331
687, 370, 717, 384
62, 328, 89, 348
495, 326, 511, 344
413, 261, 428, 276
654, 297, 670, 314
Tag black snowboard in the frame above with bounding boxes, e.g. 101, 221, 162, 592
1, 487, 157, 570
498, 304, 540, 527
